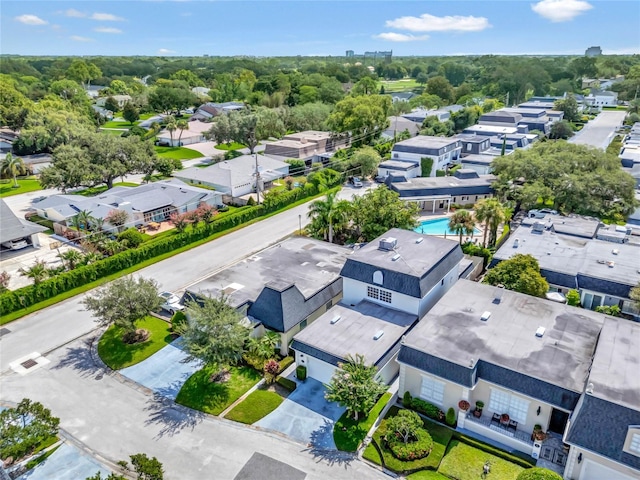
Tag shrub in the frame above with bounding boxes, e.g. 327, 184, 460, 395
420, 157, 433, 177
386, 427, 433, 461
296, 365, 307, 381
566, 289, 580, 306
386, 409, 423, 444
436, 170, 446, 177
277, 355, 294, 373
276, 376, 297, 392
170, 311, 187, 333
516, 467, 563, 480
263, 359, 280, 384
446, 407, 456, 426
403, 391, 412, 408
246, 196, 256, 206
410, 398, 443, 421
117, 228, 144, 248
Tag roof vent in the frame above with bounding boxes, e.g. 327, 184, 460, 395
586, 382, 594, 394
480, 311, 491, 321
330, 315, 341, 325
379, 237, 398, 251
535, 326, 546, 337
373, 330, 385, 340
597, 259, 606, 264
612, 249, 619, 255
392, 254, 401, 261
607, 261, 615, 268
513, 238, 519, 248
415, 237, 424, 244
493, 284, 505, 304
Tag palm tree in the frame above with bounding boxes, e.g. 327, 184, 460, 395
1, 153, 26, 188
166, 121, 177, 146
58, 249, 82, 270
448, 210, 476, 244
176, 119, 189, 146
72, 210, 95, 233
19, 259, 49, 285
474, 198, 504, 248
308, 191, 351, 243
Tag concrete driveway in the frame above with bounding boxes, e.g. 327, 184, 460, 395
119, 339, 202, 400
17, 443, 111, 480
255, 378, 345, 449
569, 110, 627, 150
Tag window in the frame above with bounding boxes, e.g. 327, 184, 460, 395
300, 318, 308, 329
325, 300, 332, 311
420, 376, 445, 405
373, 270, 384, 285
367, 286, 392, 304
488, 388, 530, 424
466, 143, 472, 151
630, 433, 640, 454
380, 290, 392, 303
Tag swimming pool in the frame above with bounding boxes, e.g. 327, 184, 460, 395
413, 217, 481, 236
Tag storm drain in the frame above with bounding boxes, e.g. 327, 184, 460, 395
21, 359, 38, 369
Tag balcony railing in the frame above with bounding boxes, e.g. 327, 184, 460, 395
465, 412, 534, 446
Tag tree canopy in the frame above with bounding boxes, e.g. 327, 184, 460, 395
483, 254, 549, 298
327, 95, 391, 144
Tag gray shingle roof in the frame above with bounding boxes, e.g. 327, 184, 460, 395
0, 199, 47, 243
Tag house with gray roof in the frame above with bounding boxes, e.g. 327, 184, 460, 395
454, 134, 492, 156
382, 116, 421, 140
391, 135, 462, 177
492, 220, 640, 319
191, 102, 245, 121
174, 154, 289, 198
0, 199, 47, 250
182, 236, 351, 355
459, 154, 495, 175
397, 279, 637, 471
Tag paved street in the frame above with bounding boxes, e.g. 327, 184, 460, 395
569, 110, 627, 150
1, 337, 386, 480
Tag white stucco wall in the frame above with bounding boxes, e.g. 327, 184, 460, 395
389, 148, 462, 176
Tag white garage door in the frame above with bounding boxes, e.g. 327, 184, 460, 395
580, 459, 636, 480
305, 356, 337, 385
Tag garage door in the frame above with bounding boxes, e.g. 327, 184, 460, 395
304, 356, 337, 385
580, 459, 636, 480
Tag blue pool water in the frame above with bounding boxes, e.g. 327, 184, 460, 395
413, 217, 481, 236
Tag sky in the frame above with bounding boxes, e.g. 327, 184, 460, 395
1, 0, 639, 57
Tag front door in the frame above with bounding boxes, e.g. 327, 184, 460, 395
548, 408, 569, 434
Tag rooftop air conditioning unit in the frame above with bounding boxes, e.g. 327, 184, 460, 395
373, 330, 385, 340
535, 326, 546, 337
379, 237, 398, 251
480, 311, 491, 321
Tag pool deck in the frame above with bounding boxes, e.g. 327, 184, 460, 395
415, 211, 484, 241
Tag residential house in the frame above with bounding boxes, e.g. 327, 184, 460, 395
492, 218, 640, 318
377, 159, 421, 180
454, 134, 492, 156
32, 179, 221, 232
397, 279, 634, 471
402, 108, 450, 124
291, 229, 465, 384
459, 154, 496, 175
502, 107, 555, 133
386, 169, 495, 213
478, 110, 523, 129
0, 128, 19, 152
0, 199, 47, 250
585, 89, 618, 108
382, 116, 421, 140
462, 124, 520, 137
181, 236, 351, 355
263, 131, 346, 160
191, 86, 211, 98
390, 92, 417, 103
391, 135, 462, 177
85, 85, 107, 99
95, 95, 132, 109
174, 154, 290, 198
564, 317, 640, 480
190, 102, 244, 121
156, 120, 211, 147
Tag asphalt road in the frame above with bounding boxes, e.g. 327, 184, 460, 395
0, 183, 374, 371
568, 110, 627, 150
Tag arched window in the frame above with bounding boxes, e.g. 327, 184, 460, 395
373, 270, 383, 285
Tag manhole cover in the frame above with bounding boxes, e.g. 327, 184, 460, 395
0, 328, 10, 338
21, 359, 38, 369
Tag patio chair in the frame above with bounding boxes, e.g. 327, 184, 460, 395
508, 419, 518, 433
491, 412, 500, 425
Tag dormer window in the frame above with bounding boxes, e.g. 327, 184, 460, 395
630, 432, 640, 455
625, 428, 640, 457
373, 270, 383, 285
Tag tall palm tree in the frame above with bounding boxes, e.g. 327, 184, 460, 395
176, 119, 189, 146
308, 191, 350, 243
166, 121, 177, 146
474, 198, 504, 248
72, 210, 95, 233
448, 210, 476, 244
1, 153, 26, 188
19, 260, 49, 285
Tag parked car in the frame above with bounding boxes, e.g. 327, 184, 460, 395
158, 291, 184, 315
375, 175, 387, 183
1, 239, 29, 250
348, 176, 363, 188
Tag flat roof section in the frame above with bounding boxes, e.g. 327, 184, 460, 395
185, 237, 350, 308
402, 280, 605, 392
393, 135, 460, 149
293, 301, 417, 366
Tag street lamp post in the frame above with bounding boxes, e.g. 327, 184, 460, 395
298, 214, 302, 235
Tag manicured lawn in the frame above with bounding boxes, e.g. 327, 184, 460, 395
102, 120, 133, 129
380, 78, 420, 92
225, 387, 284, 424
366, 407, 453, 473
214, 142, 246, 151
97, 315, 173, 370
25, 445, 60, 470
175, 365, 262, 415
99, 128, 126, 136
76, 182, 139, 197
154, 146, 203, 160
438, 440, 525, 480
406, 471, 450, 480
334, 392, 392, 451
0, 178, 42, 197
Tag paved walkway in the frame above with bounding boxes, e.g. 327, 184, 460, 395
16, 443, 111, 480
569, 110, 627, 150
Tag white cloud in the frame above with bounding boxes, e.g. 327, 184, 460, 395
90, 13, 124, 21
94, 27, 122, 34
375, 32, 429, 42
70, 35, 94, 42
158, 48, 176, 55
531, 0, 593, 22
15, 14, 48, 26
64, 9, 86, 18
385, 13, 491, 32
180, 12, 193, 17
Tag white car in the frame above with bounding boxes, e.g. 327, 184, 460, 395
158, 291, 184, 315
1, 239, 29, 250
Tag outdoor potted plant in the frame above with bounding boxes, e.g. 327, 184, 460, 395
458, 400, 470, 412
500, 413, 510, 425
532, 424, 547, 441
474, 401, 484, 418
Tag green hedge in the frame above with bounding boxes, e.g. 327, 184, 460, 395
420, 158, 433, 177
277, 355, 295, 374
0, 179, 342, 317
276, 376, 297, 392
452, 432, 536, 468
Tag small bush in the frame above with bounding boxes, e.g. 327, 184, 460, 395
436, 170, 446, 177
516, 467, 563, 480
276, 376, 297, 392
118, 228, 144, 248
386, 427, 433, 461
403, 391, 413, 408
277, 355, 294, 373
170, 311, 187, 333
410, 398, 443, 421
296, 364, 307, 381
263, 359, 280, 384
445, 407, 456, 426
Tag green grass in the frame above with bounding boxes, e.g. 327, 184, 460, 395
438, 440, 525, 480
176, 365, 262, 415
100, 128, 126, 136
154, 146, 203, 160
76, 182, 140, 197
0, 186, 340, 325
407, 471, 450, 480
334, 392, 392, 451
26, 214, 54, 232
380, 78, 421, 93
101, 120, 133, 129
367, 407, 453, 473
25, 445, 60, 470
0, 178, 42, 197
225, 387, 284, 424
97, 315, 173, 370
214, 142, 246, 151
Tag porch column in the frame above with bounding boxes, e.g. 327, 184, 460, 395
432, 200, 436, 213
447, 198, 451, 213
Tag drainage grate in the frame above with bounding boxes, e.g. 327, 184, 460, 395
21, 359, 38, 369
0, 328, 10, 338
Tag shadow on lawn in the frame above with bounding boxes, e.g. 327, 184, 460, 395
303, 420, 356, 468
144, 393, 204, 438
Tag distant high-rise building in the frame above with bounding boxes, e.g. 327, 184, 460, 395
346, 50, 392, 63
585, 46, 602, 57
345, 50, 354, 57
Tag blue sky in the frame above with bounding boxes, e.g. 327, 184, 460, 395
2, 0, 639, 57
